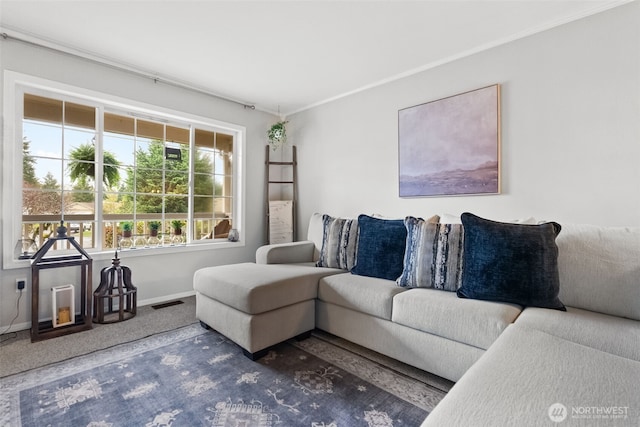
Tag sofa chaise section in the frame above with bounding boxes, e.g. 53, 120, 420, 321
193, 262, 342, 358
515, 307, 640, 362
421, 324, 640, 426
421, 220, 640, 425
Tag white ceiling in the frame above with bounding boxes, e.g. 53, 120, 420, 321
0, 1, 630, 116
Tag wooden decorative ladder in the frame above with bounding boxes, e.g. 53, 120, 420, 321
265, 145, 297, 244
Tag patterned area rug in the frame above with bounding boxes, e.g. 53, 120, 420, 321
0, 324, 445, 426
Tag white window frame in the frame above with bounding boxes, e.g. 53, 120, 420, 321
2, 71, 246, 269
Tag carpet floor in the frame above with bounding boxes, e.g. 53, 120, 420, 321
1, 323, 450, 426
0, 297, 198, 378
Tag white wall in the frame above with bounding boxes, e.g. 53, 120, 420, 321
0, 41, 276, 330
289, 2, 640, 235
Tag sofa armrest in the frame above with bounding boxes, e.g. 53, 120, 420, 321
256, 241, 317, 264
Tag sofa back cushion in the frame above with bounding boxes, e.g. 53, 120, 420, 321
307, 213, 326, 261
556, 224, 640, 320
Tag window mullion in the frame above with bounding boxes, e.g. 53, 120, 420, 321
188, 126, 195, 244
133, 118, 138, 227
60, 101, 66, 224
95, 106, 105, 250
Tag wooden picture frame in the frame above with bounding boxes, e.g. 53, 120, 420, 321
398, 84, 501, 197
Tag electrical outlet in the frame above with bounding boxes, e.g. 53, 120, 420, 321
16, 278, 26, 292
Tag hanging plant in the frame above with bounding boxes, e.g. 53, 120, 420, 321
267, 120, 288, 150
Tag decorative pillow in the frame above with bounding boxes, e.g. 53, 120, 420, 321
457, 212, 566, 311
316, 215, 359, 270
439, 213, 462, 224
351, 214, 407, 280
397, 217, 464, 291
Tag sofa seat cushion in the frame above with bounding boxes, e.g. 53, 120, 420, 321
193, 263, 342, 315
422, 325, 640, 427
318, 273, 407, 320
515, 306, 640, 361
392, 288, 522, 350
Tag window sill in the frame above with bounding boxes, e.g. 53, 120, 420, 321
3, 239, 245, 270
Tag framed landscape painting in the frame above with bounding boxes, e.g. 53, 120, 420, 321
398, 84, 501, 197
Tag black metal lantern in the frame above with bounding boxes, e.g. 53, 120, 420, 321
93, 249, 137, 323
30, 222, 93, 342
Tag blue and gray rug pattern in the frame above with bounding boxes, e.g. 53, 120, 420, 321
1, 324, 433, 426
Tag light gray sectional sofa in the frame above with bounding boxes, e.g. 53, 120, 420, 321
423, 222, 640, 426
194, 213, 640, 426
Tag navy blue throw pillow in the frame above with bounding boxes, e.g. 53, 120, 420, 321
351, 215, 407, 281
457, 213, 566, 311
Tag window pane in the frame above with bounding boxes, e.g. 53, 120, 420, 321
135, 140, 164, 171
195, 149, 215, 173
216, 133, 233, 152
103, 222, 118, 250
214, 175, 229, 196
166, 125, 189, 144
104, 132, 135, 166
165, 142, 189, 173
22, 189, 62, 215
64, 221, 95, 249
216, 149, 232, 176
194, 196, 213, 215
24, 121, 63, 159
214, 197, 232, 217
165, 171, 188, 195
195, 128, 215, 149
24, 94, 62, 123
193, 219, 212, 240
136, 194, 163, 214
65, 129, 96, 161
113, 166, 132, 188
105, 112, 134, 135
193, 173, 213, 196
64, 158, 93, 192
64, 195, 95, 214
134, 168, 163, 193
137, 119, 163, 140
21, 220, 57, 248
65, 102, 95, 129
68, 182, 96, 199
104, 192, 133, 215
29, 158, 63, 188
164, 195, 188, 214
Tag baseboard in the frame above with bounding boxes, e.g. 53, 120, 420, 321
138, 290, 196, 307
0, 321, 31, 334
0, 291, 196, 334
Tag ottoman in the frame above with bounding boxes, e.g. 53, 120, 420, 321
193, 262, 342, 359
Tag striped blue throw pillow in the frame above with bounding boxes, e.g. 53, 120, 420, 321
316, 215, 359, 270
396, 216, 464, 291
